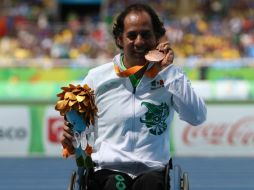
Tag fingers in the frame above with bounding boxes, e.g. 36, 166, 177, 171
60, 134, 75, 155
167, 48, 174, 63
153, 41, 174, 70
61, 137, 74, 152
64, 120, 73, 128
156, 41, 171, 53
63, 124, 73, 136
153, 38, 175, 71
60, 123, 75, 154
161, 48, 174, 69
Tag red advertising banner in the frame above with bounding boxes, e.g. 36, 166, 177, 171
43, 106, 64, 156
173, 105, 254, 156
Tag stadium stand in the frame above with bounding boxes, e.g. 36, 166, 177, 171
0, 0, 253, 61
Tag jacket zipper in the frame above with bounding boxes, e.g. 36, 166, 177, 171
131, 87, 136, 151
133, 86, 136, 94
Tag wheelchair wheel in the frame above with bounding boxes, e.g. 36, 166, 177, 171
67, 171, 76, 190
182, 172, 189, 190
173, 165, 181, 190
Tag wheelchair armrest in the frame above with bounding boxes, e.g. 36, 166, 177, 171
166, 159, 189, 190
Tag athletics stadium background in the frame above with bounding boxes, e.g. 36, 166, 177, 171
0, 0, 254, 190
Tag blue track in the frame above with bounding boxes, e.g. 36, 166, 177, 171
0, 157, 254, 190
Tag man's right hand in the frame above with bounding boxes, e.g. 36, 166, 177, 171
60, 121, 75, 156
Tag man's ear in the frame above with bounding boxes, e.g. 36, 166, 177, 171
117, 36, 123, 48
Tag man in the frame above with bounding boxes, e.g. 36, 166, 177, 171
61, 3, 206, 190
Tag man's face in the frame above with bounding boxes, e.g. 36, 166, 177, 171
118, 11, 158, 67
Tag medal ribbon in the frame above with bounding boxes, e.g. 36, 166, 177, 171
114, 62, 159, 78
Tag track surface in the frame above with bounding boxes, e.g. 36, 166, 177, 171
0, 157, 253, 190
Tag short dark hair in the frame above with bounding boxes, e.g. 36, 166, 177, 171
112, 3, 166, 49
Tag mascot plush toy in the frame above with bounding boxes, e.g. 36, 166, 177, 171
55, 84, 97, 169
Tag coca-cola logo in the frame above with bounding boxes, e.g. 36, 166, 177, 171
183, 116, 254, 146
47, 117, 64, 143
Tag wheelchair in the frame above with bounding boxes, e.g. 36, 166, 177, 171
67, 159, 189, 190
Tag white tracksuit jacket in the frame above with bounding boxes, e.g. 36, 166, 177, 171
81, 54, 206, 176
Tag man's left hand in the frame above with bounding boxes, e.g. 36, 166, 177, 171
156, 41, 174, 70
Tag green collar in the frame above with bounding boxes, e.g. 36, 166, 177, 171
120, 54, 141, 88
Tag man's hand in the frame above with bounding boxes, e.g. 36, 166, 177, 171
60, 121, 75, 156
144, 38, 174, 77
156, 41, 174, 70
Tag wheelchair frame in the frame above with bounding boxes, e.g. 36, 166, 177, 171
67, 159, 189, 190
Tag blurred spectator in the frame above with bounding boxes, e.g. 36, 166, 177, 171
0, 0, 254, 64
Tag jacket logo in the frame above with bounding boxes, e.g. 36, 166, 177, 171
140, 102, 169, 135
151, 79, 164, 90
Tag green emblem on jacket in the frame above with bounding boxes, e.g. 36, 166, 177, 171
140, 102, 169, 135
